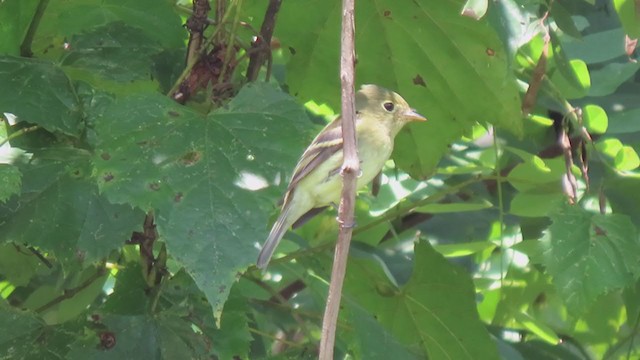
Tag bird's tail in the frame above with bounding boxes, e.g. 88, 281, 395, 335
257, 203, 293, 269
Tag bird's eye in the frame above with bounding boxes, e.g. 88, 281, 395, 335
383, 102, 395, 112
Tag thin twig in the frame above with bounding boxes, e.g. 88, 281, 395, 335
35, 266, 107, 313
318, 0, 356, 358
0, 125, 40, 148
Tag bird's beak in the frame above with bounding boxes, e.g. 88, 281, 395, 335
404, 108, 427, 122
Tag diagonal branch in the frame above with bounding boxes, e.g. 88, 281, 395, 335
319, 0, 357, 358
246, 0, 282, 81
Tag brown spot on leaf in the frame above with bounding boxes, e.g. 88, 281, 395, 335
486, 48, 495, 56
168, 110, 180, 117
149, 182, 161, 191
181, 151, 202, 166
288, 46, 296, 55
383, 9, 391, 17
101, 153, 111, 161
103, 173, 114, 182
218, 285, 226, 294
137, 140, 148, 146
594, 226, 606, 236
174, 192, 183, 202
413, 74, 426, 87
99, 331, 116, 349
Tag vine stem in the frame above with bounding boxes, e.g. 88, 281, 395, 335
0, 125, 40, 148
318, 0, 356, 357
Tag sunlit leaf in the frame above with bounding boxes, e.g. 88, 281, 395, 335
542, 203, 640, 314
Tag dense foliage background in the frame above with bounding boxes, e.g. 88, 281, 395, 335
1, 0, 640, 358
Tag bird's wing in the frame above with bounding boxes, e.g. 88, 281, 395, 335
287, 117, 344, 192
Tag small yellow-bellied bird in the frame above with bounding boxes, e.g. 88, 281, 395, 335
257, 85, 426, 269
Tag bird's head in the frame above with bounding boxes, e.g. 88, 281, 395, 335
356, 84, 426, 135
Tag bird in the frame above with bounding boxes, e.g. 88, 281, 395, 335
257, 84, 426, 269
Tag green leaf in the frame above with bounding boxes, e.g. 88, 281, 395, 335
550, 1, 582, 39
595, 137, 623, 158
34, 0, 184, 58
0, 56, 83, 136
93, 83, 311, 316
615, 146, 640, 171
510, 191, 564, 217
561, 28, 626, 64
513, 312, 560, 344
507, 157, 565, 192
344, 300, 421, 359
0, 150, 144, 266
60, 22, 164, 83
0, 0, 39, 55
67, 315, 165, 359
345, 241, 500, 359
588, 62, 640, 97
0, 302, 44, 357
433, 241, 496, 257
613, 0, 640, 38
0, 163, 21, 202
550, 58, 591, 99
249, 0, 522, 178
415, 200, 492, 214
0, 244, 44, 287
582, 104, 608, 134
542, 204, 640, 314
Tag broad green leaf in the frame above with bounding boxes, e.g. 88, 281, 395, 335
588, 62, 640, 97
542, 204, 640, 314
0, 56, 83, 136
613, 0, 640, 38
433, 241, 496, 257
247, 0, 522, 178
0, 163, 21, 202
606, 176, 640, 227
550, 58, 590, 99
23, 267, 108, 325
561, 28, 626, 64
0, 149, 144, 266
505, 147, 550, 170
510, 191, 564, 217
345, 241, 500, 359
67, 314, 190, 359
415, 200, 492, 214
615, 146, 640, 171
607, 107, 640, 134
514, 312, 560, 344
507, 157, 565, 192
0, 302, 44, 357
582, 104, 608, 134
60, 22, 164, 83
34, 0, 184, 59
0, 0, 39, 55
595, 137, 623, 158
93, 83, 310, 316
0, 244, 44, 287
550, 1, 582, 39
344, 300, 421, 359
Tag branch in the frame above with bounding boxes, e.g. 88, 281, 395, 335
245, 0, 282, 81
35, 266, 107, 313
319, 0, 356, 358
20, 0, 50, 57
184, 0, 211, 67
